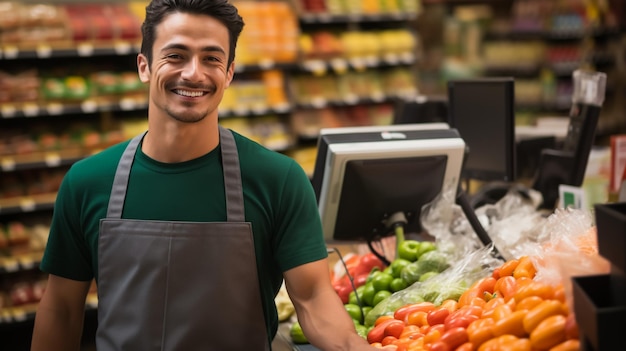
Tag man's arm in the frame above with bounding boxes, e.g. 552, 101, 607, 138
31, 274, 91, 351
284, 259, 378, 351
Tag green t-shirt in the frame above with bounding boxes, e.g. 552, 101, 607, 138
40, 128, 328, 341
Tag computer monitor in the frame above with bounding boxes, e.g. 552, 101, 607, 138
311, 123, 466, 243
447, 77, 516, 183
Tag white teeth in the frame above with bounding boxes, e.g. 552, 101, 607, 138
175, 89, 204, 97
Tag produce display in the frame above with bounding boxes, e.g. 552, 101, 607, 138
288, 200, 609, 351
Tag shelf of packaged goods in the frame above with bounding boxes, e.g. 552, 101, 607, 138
0, 193, 57, 216
0, 41, 141, 60
298, 12, 417, 25
0, 96, 148, 119
0, 252, 43, 275
1, 149, 86, 173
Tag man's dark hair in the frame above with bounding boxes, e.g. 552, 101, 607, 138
140, 0, 244, 69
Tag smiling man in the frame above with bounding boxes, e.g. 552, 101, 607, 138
30, 1, 377, 351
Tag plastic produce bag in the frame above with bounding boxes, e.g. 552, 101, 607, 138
530, 207, 611, 311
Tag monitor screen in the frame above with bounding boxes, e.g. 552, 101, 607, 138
447, 78, 516, 182
311, 123, 466, 243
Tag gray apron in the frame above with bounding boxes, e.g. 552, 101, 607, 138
96, 126, 270, 350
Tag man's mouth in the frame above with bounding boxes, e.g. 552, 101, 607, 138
173, 89, 207, 97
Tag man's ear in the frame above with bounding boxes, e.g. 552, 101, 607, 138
137, 53, 151, 83
225, 61, 235, 88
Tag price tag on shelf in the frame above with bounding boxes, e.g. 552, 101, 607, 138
114, 41, 132, 55
401, 52, 415, 64
2, 258, 19, 272
349, 58, 367, 71
77, 43, 95, 57
36, 44, 52, 58
316, 13, 332, 23
343, 94, 359, 105
310, 97, 327, 108
22, 103, 39, 117
81, 100, 98, 113
20, 198, 37, 212
1, 157, 16, 171
46, 103, 64, 115
258, 59, 275, 70
383, 53, 400, 65
119, 98, 137, 111
371, 92, 385, 102
302, 60, 327, 76
3, 45, 18, 59
365, 56, 379, 67
1, 104, 16, 118
272, 103, 290, 113
330, 58, 348, 74
12, 308, 27, 322
233, 106, 250, 115
251, 105, 268, 115
44, 153, 62, 167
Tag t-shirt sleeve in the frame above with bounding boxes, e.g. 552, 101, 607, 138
273, 160, 328, 272
40, 166, 94, 281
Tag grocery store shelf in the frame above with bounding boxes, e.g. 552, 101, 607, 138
0, 42, 141, 60
1, 149, 85, 173
0, 98, 148, 119
299, 12, 417, 25
0, 193, 57, 216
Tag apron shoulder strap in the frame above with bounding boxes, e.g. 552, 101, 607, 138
107, 132, 145, 218
219, 126, 246, 222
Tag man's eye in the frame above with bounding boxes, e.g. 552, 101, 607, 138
166, 54, 182, 60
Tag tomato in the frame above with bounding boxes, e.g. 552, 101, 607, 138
529, 315, 567, 350
477, 335, 518, 351
334, 283, 352, 304
384, 320, 406, 339
467, 318, 495, 347
458, 277, 496, 307
427, 308, 450, 326
549, 339, 580, 351
406, 310, 429, 327
522, 299, 567, 334
381, 335, 398, 346
498, 259, 519, 277
423, 325, 444, 344
356, 253, 386, 276
455, 342, 474, 351
492, 304, 513, 322
368, 318, 399, 344
492, 310, 527, 338
494, 276, 517, 302
564, 313, 579, 340
499, 338, 531, 351
444, 314, 479, 331
514, 281, 555, 303
429, 340, 451, 351
439, 327, 469, 349
515, 295, 543, 312
512, 256, 536, 279
394, 302, 436, 322
481, 297, 506, 319
439, 299, 459, 313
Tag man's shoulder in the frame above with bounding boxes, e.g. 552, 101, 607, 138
231, 130, 295, 166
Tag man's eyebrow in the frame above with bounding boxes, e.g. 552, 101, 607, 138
161, 43, 226, 56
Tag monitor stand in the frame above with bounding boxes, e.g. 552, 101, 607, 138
456, 186, 503, 259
